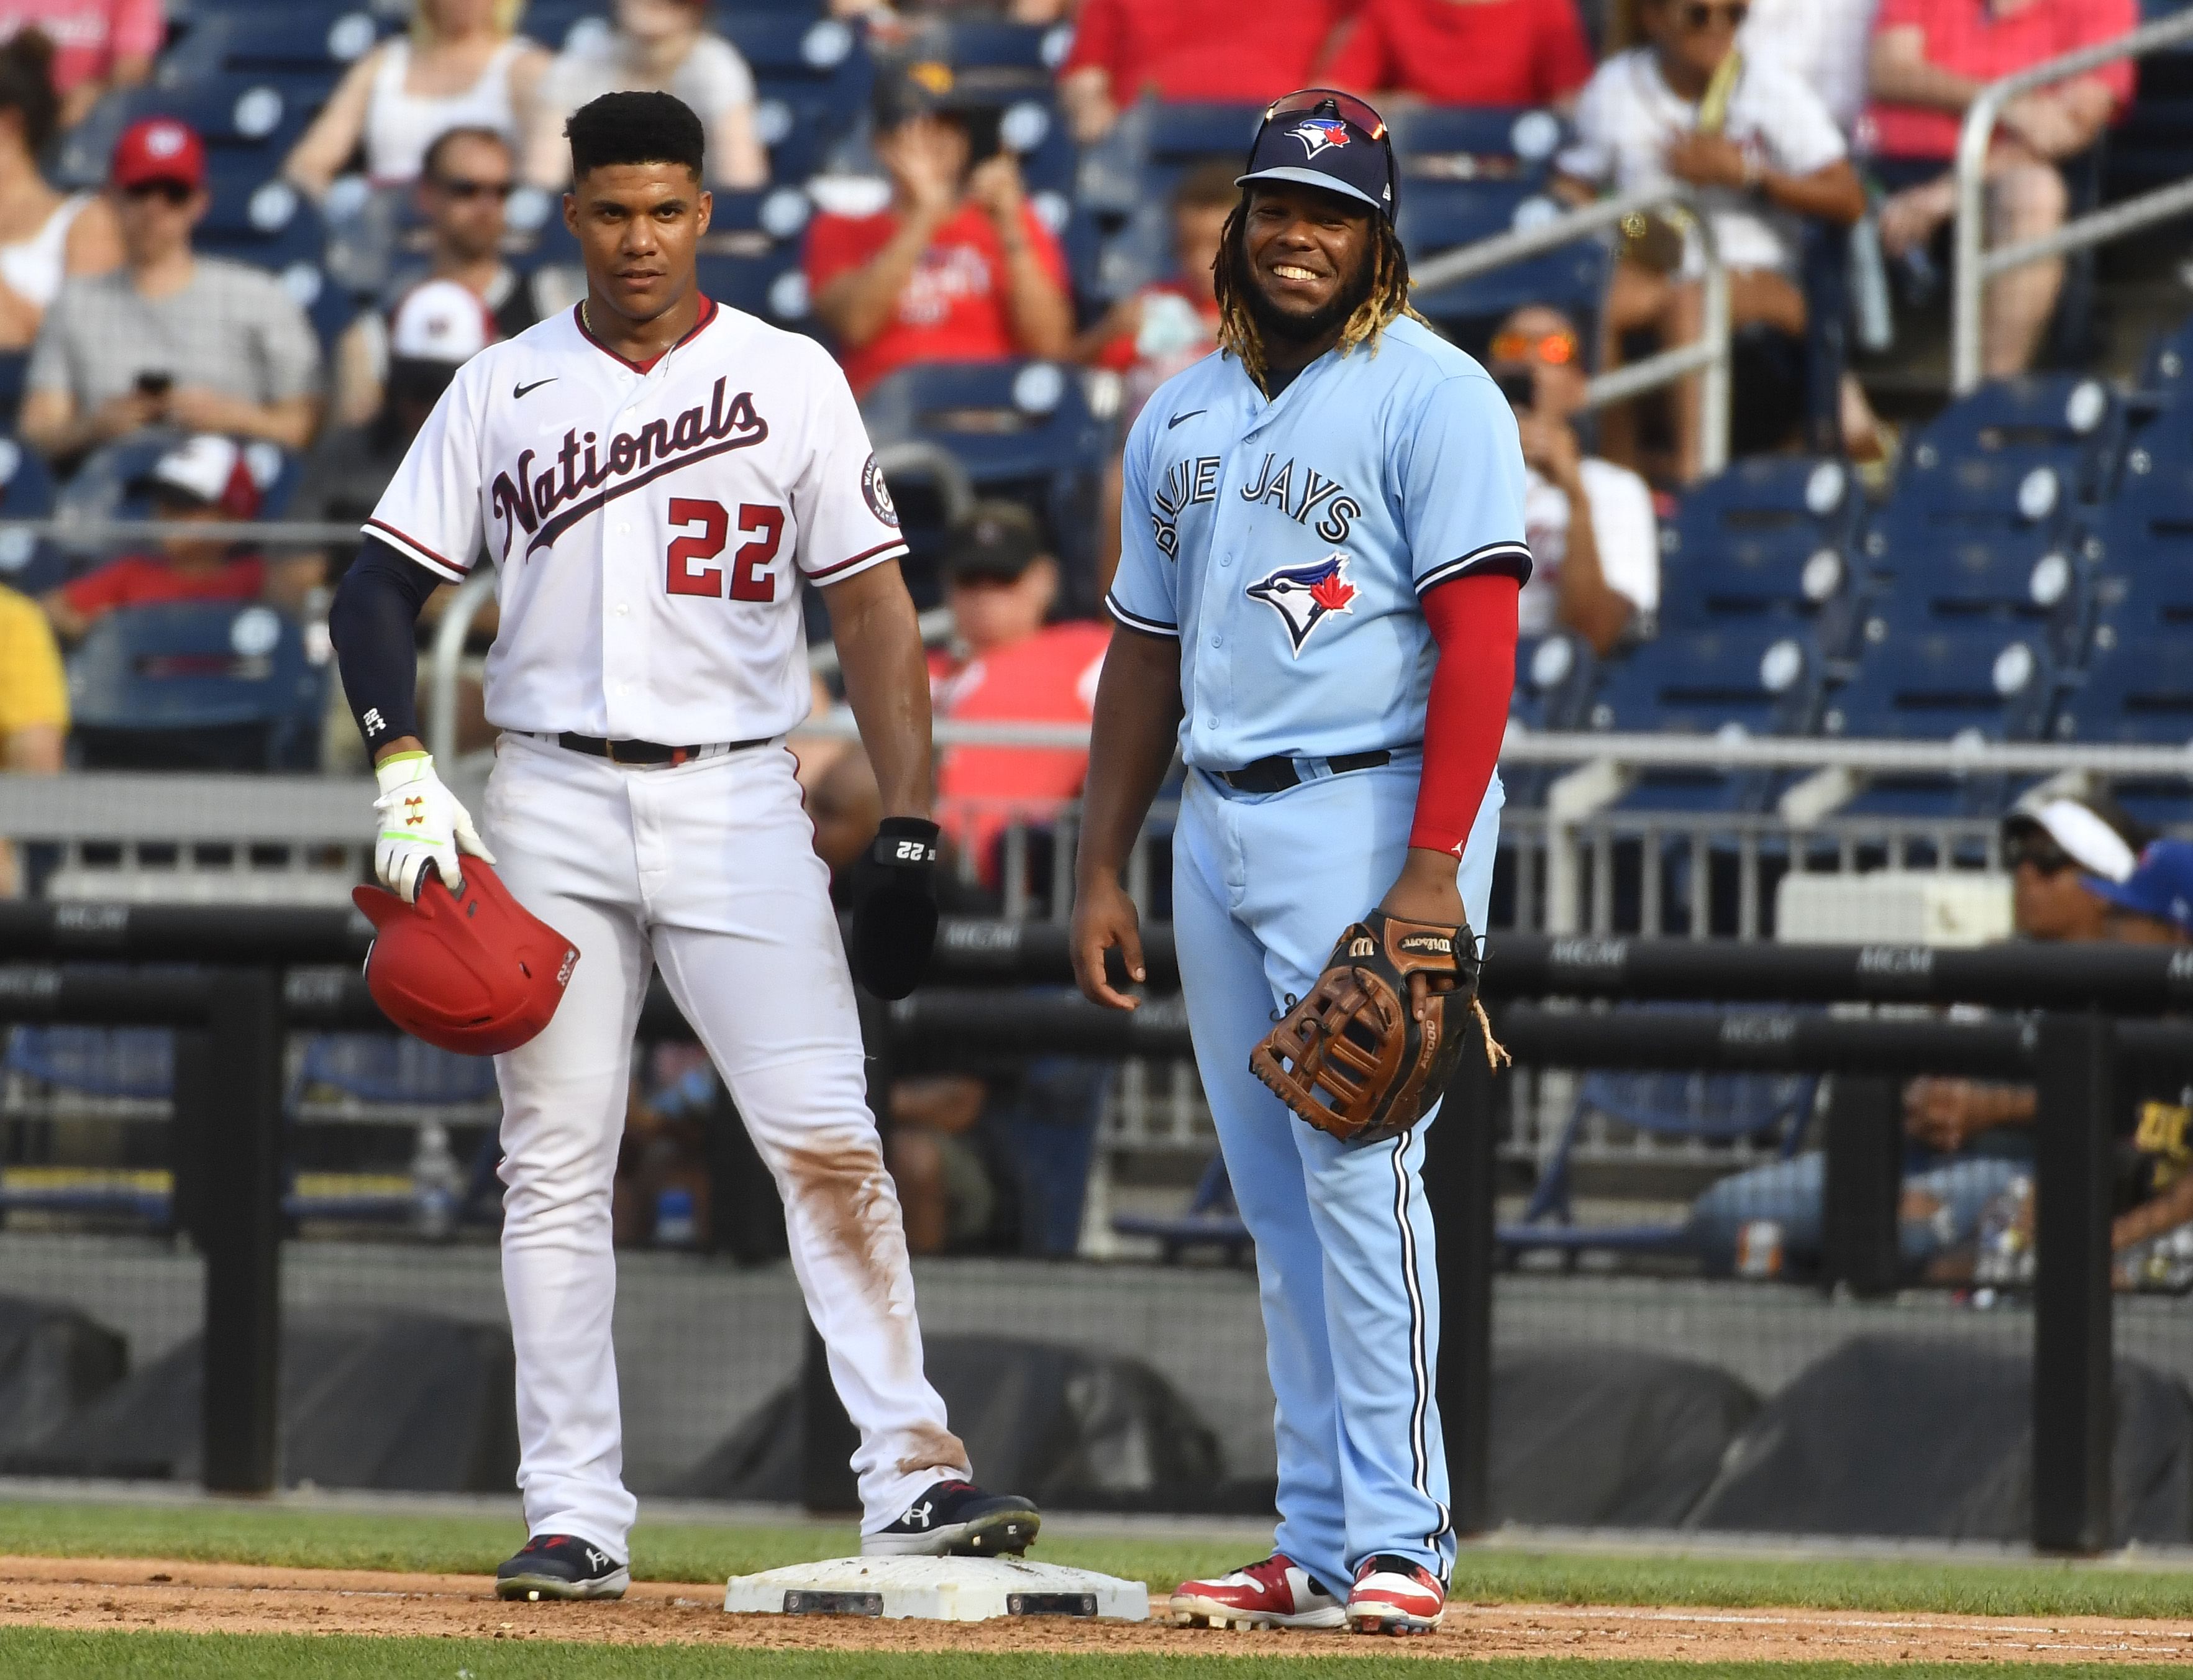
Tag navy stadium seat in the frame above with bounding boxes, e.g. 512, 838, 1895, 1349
2056, 632, 2193, 746
196, 169, 327, 272
0, 432, 62, 595
1901, 374, 2124, 501
1656, 457, 1866, 657
162, 4, 385, 84
1585, 628, 1823, 812
859, 358, 1105, 489
297, 1033, 500, 1108
1823, 630, 2054, 818
2136, 313, 2193, 403
1388, 105, 1569, 185
66, 601, 326, 771
1507, 629, 1600, 806
1077, 99, 1262, 218
1861, 526, 2094, 667
910, 17, 1074, 81
697, 249, 813, 332
1403, 183, 1607, 332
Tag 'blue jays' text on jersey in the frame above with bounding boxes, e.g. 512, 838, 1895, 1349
1105, 314, 1532, 771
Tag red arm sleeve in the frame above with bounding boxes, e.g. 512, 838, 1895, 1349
1409, 572, 1519, 857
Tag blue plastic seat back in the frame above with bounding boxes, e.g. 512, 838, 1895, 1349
1865, 451, 2076, 562
66, 600, 324, 740
723, 11, 867, 83
196, 169, 329, 272
911, 17, 1074, 75
2056, 632, 2193, 745
1511, 630, 1600, 732
1861, 519, 2091, 664
1388, 105, 1570, 186
1405, 188, 1607, 329
1902, 374, 2123, 500
1823, 630, 2055, 742
298, 1033, 500, 1106
1588, 628, 1823, 737
698, 249, 815, 334
1658, 457, 1863, 641
1579, 1068, 1817, 1145
1141, 100, 1266, 167
4, 1026, 174, 1098
858, 359, 1103, 487
166, 4, 386, 81
132, 73, 314, 155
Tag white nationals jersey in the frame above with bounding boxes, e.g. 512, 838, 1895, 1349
365, 299, 907, 743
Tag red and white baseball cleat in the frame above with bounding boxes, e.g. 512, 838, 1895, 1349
1345, 1554, 1446, 1635
1170, 1553, 1346, 1630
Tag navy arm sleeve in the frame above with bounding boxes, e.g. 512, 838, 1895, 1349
327, 536, 440, 755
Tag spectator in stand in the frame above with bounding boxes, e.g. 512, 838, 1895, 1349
524, 0, 765, 191
806, 63, 1072, 397
1555, 0, 1865, 481
835, 0, 1074, 24
0, 1, 158, 132
1738, 0, 1880, 138
294, 281, 501, 769
1321, 0, 1597, 112
0, 581, 66, 898
1058, 0, 1352, 143
0, 30, 119, 352
21, 119, 323, 466
329, 126, 559, 428
925, 503, 1108, 883
37, 433, 306, 642
283, 0, 549, 199
1075, 158, 1231, 595
1866, 0, 2137, 379
1487, 303, 1658, 654
1684, 792, 2152, 1279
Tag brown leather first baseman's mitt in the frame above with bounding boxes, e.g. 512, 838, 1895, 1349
1250, 910, 1507, 1145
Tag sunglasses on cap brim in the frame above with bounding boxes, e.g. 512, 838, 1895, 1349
1261, 88, 1388, 144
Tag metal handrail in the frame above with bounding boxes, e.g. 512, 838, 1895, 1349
793, 706, 2193, 778
1410, 183, 1733, 475
1951, 7, 2193, 393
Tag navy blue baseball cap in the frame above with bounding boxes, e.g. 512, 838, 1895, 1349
2086, 839, 2193, 936
1237, 89, 1397, 221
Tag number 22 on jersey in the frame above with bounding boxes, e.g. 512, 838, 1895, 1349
665, 498, 785, 602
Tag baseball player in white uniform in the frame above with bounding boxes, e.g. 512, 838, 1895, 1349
327, 91, 1039, 1600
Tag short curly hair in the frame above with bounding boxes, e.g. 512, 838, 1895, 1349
565, 91, 705, 181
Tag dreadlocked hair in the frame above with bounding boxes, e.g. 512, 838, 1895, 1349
1212, 198, 1427, 394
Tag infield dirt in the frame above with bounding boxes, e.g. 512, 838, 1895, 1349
2, 1555, 2191, 1663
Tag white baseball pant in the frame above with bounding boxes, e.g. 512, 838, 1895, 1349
479, 729, 968, 1557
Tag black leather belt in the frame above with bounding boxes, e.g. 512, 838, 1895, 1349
1218, 750, 1391, 794
555, 731, 772, 767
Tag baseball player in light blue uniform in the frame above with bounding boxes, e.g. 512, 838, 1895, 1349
1072, 91, 1528, 1635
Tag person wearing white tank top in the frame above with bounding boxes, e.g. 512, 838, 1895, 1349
0, 28, 117, 349
285, 0, 550, 198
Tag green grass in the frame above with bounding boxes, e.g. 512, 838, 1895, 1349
0, 1638, 2183, 1680
5, 1499, 2193, 1620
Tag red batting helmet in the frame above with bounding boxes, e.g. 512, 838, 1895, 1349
352, 860, 578, 1056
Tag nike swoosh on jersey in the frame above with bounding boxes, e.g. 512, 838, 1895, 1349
1167, 409, 1206, 429
513, 378, 558, 399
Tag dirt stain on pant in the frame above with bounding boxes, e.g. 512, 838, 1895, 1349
777, 1137, 969, 1476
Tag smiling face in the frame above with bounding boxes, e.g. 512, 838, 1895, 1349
1239, 181, 1376, 342
565, 162, 709, 324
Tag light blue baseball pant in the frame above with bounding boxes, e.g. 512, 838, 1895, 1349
1172, 756, 1502, 1594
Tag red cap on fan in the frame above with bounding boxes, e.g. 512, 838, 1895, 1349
352, 859, 578, 1056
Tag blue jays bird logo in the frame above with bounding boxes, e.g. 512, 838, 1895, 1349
1247, 552, 1358, 655
1289, 117, 1352, 158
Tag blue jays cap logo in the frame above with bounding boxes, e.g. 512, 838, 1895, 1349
1247, 552, 1357, 655
1288, 117, 1353, 159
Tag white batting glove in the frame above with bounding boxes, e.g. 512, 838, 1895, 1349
373, 751, 494, 903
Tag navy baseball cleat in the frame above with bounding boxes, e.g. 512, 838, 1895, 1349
860, 1480, 1042, 1556
495, 1533, 630, 1600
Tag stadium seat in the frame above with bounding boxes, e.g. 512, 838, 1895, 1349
1110, 1153, 1251, 1264
1403, 182, 1607, 332
65, 601, 327, 772
908, 17, 1074, 83
1077, 99, 1263, 218
160, 4, 385, 86
2136, 313, 2193, 404
859, 358, 1105, 490
696, 250, 814, 333
2056, 631, 2193, 746
196, 170, 328, 273
1507, 630, 1600, 806
725, 11, 874, 172
3, 1026, 173, 1100
1822, 630, 2054, 818
1388, 105, 1569, 186
60, 434, 299, 527
1860, 518, 2095, 668
295, 1034, 500, 1112
1656, 457, 1866, 658
1584, 628, 1824, 812
0, 434, 62, 595
1501, 1062, 1817, 1259
1900, 374, 2125, 502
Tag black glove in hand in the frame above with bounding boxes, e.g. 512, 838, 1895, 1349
848, 816, 941, 999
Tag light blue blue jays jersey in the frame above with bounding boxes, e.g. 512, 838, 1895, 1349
1105, 314, 1531, 770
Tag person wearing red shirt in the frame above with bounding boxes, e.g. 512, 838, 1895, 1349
41, 432, 267, 642
0, 1, 159, 130
1867, 0, 2137, 377
923, 503, 1109, 886
1057, 0, 1352, 142
1322, 0, 1596, 112
807, 65, 1072, 398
